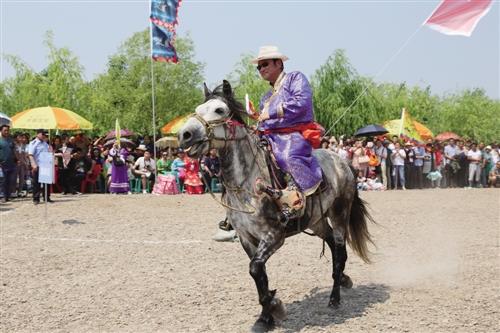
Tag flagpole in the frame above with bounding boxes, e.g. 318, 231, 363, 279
149, 2, 158, 178
398, 107, 405, 137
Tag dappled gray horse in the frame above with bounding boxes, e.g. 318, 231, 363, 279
178, 80, 373, 332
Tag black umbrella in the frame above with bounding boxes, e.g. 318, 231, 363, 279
354, 124, 388, 137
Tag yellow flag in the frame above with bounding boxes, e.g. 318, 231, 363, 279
115, 119, 121, 148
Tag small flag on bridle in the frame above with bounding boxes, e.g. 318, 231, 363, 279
150, 0, 182, 62
424, 0, 492, 37
245, 94, 259, 120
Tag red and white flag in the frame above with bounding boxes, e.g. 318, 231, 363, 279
424, 0, 493, 37
245, 94, 259, 120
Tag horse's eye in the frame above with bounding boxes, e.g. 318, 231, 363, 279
215, 108, 225, 115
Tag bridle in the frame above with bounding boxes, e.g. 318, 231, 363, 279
189, 112, 247, 150
187, 112, 260, 214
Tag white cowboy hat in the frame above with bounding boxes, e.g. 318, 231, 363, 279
136, 144, 148, 151
251, 45, 289, 64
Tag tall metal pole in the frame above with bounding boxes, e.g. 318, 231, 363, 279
149, 3, 158, 177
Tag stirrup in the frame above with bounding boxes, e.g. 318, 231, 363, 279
279, 207, 301, 225
218, 218, 233, 231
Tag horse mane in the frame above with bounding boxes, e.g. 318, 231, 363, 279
206, 83, 248, 125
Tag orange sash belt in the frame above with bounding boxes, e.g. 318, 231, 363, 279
259, 122, 325, 149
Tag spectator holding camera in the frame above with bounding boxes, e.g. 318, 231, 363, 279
133, 146, 156, 194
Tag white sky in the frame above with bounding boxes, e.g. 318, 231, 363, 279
1, 0, 499, 99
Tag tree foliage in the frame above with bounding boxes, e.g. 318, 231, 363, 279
311, 50, 386, 135
1, 32, 498, 143
1, 29, 205, 135
2, 31, 87, 115
306, 49, 499, 141
86, 30, 205, 133
228, 53, 269, 109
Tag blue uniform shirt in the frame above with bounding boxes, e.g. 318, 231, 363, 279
28, 138, 50, 166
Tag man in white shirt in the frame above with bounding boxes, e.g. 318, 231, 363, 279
390, 142, 407, 190
467, 143, 482, 188
133, 150, 156, 193
28, 129, 53, 204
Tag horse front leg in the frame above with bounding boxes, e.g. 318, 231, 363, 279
249, 232, 286, 332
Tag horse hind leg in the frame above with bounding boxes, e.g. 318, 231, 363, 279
325, 201, 352, 308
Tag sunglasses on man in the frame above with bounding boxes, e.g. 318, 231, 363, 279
256, 61, 270, 71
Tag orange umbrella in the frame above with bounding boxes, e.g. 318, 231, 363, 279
436, 131, 461, 142
161, 114, 191, 135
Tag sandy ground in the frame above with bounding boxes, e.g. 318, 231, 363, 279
0, 189, 498, 333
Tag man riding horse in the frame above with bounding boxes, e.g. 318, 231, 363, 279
179, 71, 373, 331
253, 45, 323, 222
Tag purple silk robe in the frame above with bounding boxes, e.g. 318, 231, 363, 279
259, 71, 322, 195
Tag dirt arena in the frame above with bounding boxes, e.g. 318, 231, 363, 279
1, 189, 498, 332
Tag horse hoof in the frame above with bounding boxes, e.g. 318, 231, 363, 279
251, 317, 275, 333
269, 297, 287, 322
328, 299, 340, 309
341, 274, 353, 289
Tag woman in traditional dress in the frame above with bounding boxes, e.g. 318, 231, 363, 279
183, 156, 204, 194
108, 143, 130, 194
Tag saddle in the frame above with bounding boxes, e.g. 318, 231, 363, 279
256, 139, 328, 224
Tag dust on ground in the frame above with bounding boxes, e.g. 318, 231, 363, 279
1, 189, 498, 332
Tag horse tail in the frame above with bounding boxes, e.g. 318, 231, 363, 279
347, 188, 374, 263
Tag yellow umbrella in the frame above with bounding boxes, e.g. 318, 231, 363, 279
11, 106, 93, 130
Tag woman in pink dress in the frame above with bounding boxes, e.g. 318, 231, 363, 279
183, 156, 204, 194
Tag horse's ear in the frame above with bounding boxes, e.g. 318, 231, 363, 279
203, 82, 211, 99
222, 80, 233, 97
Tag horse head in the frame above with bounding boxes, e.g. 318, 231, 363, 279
178, 80, 247, 158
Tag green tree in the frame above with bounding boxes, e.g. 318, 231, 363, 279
228, 53, 269, 111
89, 29, 205, 134
311, 50, 384, 136
2, 31, 87, 117
435, 89, 500, 142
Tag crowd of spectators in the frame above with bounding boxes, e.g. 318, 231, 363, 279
1, 124, 499, 203
321, 135, 500, 191
0, 126, 223, 202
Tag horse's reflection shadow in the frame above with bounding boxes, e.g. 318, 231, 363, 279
282, 284, 390, 332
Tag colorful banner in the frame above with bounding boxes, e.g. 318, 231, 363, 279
150, 0, 182, 62
383, 109, 428, 143
424, 0, 492, 37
